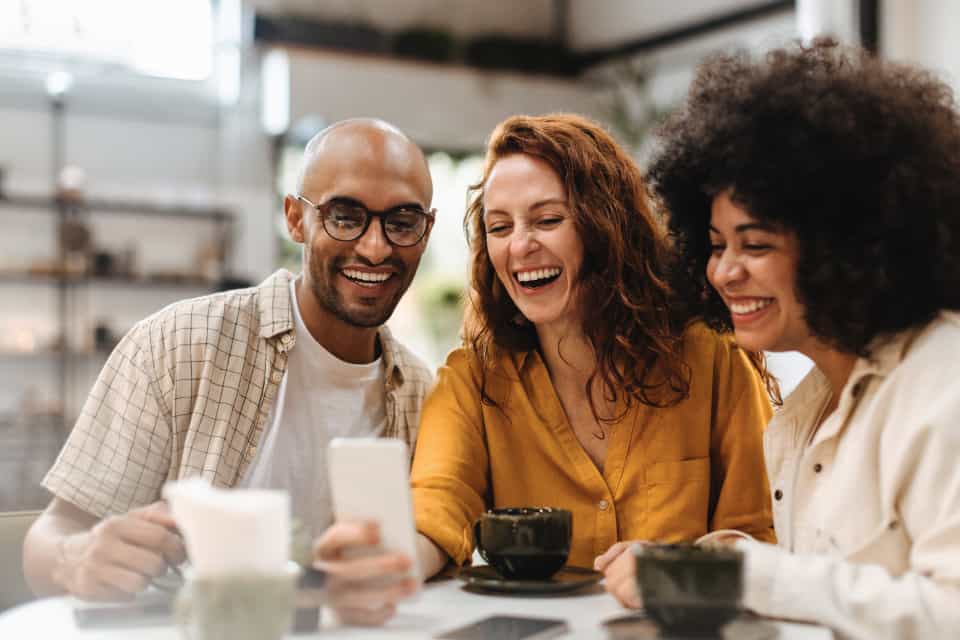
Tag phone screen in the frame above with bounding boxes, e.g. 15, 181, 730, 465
435, 615, 569, 640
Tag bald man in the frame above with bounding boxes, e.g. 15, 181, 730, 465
23, 119, 436, 624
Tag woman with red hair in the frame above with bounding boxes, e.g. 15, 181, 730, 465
410, 113, 777, 581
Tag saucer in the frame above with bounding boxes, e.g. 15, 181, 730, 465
458, 565, 602, 594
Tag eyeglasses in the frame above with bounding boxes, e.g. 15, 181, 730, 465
296, 194, 435, 247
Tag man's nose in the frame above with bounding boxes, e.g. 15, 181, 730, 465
354, 217, 393, 264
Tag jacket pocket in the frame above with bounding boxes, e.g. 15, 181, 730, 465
644, 457, 711, 542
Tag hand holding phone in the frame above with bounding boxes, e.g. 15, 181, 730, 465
316, 438, 421, 626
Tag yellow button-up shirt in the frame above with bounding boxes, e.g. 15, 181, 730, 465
412, 323, 775, 569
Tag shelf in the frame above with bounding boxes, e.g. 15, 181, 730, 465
0, 194, 231, 221
0, 273, 218, 288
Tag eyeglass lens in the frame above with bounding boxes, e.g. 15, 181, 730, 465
324, 201, 428, 246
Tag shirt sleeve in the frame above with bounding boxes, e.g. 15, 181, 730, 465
705, 332, 776, 542
410, 348, 489, 566
42, 320, 173, 518
738, 414, 960, 639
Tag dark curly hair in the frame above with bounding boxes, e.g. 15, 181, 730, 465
464, 113, 693, 415
649, 38, 960, 357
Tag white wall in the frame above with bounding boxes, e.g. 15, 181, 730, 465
568, 0, 776, 50
278, 48, 607, 150
882, 0, 960, 92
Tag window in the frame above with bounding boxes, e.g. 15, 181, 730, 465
0, 0, 213, 80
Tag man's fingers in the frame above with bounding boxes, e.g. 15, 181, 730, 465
100, 514, 183, 561
132, 502, 179, 532
313, 521, 379, 561
327, 577, 418, 611
315, 552, 412, 582
92, 538, 168, 579
89, 564, 151, 600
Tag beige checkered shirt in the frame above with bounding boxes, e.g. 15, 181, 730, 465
43, 269, 435, 518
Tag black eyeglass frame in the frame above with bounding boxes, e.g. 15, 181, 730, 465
296, 194, 435, 247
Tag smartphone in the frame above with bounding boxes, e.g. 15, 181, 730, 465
436, 615, 569, 640
327, 438, 420, 584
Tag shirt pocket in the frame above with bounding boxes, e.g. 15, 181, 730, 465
644, 457, 711, 542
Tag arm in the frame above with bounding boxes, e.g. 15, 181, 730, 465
739, 417, 960, 638
23, 498, 183, 599
410, 348, 491, 576
24, 323, 177, 598
707, 335, 775, 541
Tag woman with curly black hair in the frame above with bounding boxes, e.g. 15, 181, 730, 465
601, 39, 960, 638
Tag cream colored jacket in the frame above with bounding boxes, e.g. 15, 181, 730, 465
738, 312, 960, 639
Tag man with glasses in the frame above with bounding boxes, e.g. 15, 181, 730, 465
23, 119, 436, 625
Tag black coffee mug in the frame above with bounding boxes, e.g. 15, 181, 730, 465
473, 507, 572, 580
635, 544, 744, 636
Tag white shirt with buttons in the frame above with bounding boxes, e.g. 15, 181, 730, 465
737, 312, 960, 639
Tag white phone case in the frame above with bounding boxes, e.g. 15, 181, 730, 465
327, 438, 421, 584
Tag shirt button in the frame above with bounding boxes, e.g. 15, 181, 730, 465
813, 463, 823, 473
271, 370, 283, 383
774, 489, 783, 501
598, 499, 609, 511
281, 334, 292, 346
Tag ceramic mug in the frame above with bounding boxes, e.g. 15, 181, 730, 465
473, 507, 572, 580
175, 562, 301, 640
634, 543, 744, 636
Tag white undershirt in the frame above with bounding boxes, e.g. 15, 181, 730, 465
239, 278, 386, 538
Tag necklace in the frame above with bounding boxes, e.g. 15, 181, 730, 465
592, 425, 606, 440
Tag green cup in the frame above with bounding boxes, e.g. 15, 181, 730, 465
175, 563, 301, 640
634, 544, 743, 637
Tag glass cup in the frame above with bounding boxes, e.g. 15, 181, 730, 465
175, 562, 301, 640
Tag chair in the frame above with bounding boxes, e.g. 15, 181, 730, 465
0, 510, 40, 611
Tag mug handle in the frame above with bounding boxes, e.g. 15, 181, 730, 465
472, 519, 490, 564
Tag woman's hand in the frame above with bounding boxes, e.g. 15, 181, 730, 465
594, 540, 647, 609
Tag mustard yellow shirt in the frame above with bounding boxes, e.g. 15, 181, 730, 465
411, 323, 775, 569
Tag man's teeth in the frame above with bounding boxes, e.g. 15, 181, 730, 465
343, 269, 391, 283
730, 298, 773, 314
516, 268, 561, 283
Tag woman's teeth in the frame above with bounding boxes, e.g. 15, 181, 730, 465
729, 298, 773, 314
516, 267, 561, 284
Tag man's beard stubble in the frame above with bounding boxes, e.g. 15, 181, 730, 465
308, 254, 414, 328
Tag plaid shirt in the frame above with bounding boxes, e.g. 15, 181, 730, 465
43, 269, 435, 518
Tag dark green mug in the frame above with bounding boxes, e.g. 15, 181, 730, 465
473, 507, 572, 580
634, 544, 743, 636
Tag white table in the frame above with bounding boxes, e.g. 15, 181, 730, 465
0, 575, 832, 639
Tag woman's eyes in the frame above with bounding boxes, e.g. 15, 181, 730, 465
485, 217, 563, 234
708, 242, 772, 255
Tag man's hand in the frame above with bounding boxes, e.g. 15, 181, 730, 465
312, 521, 418, 626
594, 540, 646, 609
55, 501, 185, 601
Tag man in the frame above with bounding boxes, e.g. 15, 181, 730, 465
23, 119, 435, 625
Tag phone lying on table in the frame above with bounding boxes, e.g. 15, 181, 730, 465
327, 438, 421, 585
436, 615, 569, 640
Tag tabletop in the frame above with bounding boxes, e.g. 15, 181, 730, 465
0, 574, 833, 640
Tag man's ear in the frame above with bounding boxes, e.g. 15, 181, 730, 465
284, 194, 305, 243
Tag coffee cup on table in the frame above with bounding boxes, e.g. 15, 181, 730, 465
175, 563, 300, 640
634, 543, 744, 636
473, 507, 572, 580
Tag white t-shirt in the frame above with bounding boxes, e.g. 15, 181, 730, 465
239, 278, 386, 538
